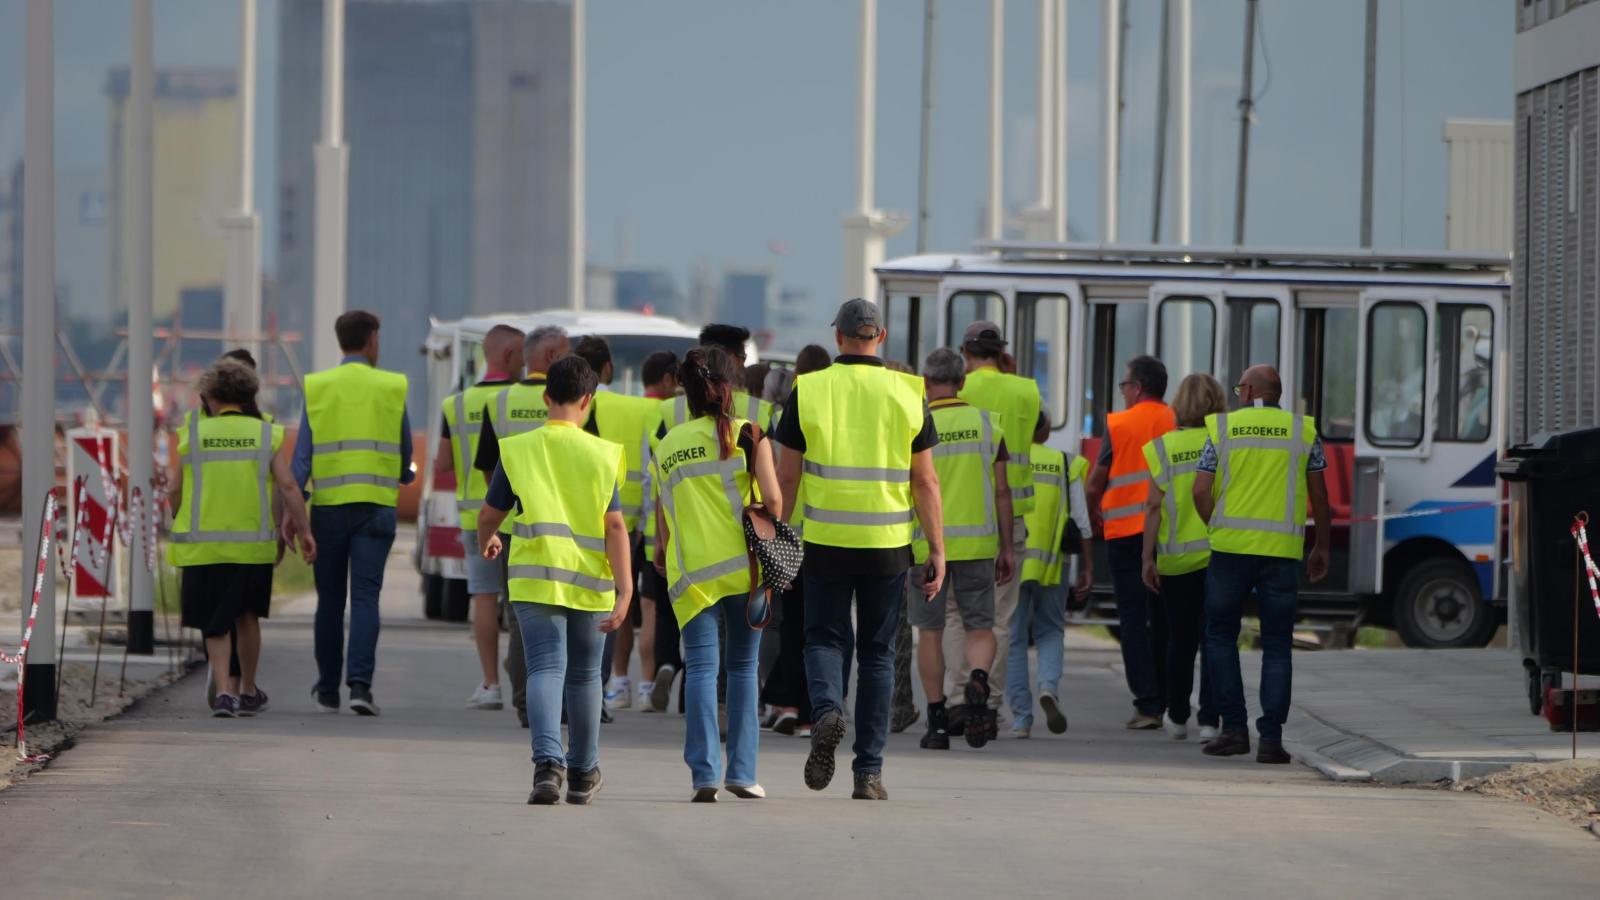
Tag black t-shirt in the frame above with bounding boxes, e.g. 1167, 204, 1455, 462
771, 355, 938, 577
473, 376, 545, 474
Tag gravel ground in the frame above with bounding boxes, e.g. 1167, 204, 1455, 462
1456, 760, 1600, 837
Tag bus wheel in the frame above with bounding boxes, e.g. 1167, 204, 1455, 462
1393, 559, 1496, 649
423, 575, 444, 620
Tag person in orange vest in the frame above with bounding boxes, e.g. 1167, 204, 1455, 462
1085, 355, 1176, 729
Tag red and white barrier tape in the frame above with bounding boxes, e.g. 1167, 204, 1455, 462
1571, 514, 1600, 621
58, 477, 88, 583
3, 490, 59, 763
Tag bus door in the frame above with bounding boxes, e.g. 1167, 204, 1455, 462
881, 282, 940, 370
939, 278, 1014, 352
1146, 283, 1224, 390
1221, 287, 1294, 395
1012, 282, 1086, 453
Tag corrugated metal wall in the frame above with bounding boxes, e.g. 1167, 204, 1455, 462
1514, 64, 1600, 444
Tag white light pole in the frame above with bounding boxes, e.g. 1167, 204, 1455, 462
841, 0, 906, 302
1174, 0, 1191, 245
312, 0, 349, 371
1018, 0, 1054, 241
126, 0, 155, 654
1101, 0, 1120, 243
1052, 0, 1068, 242
223, 0, 262, 358
570, 0, 586, 310
986, 0, 1003, 241
21, 0, 58, 720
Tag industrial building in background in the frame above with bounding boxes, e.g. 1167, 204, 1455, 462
276, 0, 574, 417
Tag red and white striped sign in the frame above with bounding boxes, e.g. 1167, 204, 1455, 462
65, 427, 120, 602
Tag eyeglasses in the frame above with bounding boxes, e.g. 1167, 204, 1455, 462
1232, 384, 1246, 397
1118, 380, 1136, 389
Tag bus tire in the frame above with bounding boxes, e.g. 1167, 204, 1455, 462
1392, 558, 1496, 649
423, 574, 444, 620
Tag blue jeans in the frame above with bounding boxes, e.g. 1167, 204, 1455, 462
311, 503, 396, 695
1205, 550, 1299, 741
1005, 580, 1066, 727
1160, 569, 1216, 727
682, 595, 760, 789
1107, 535, 1167, 717
514, 601, 607, 771
803, 567, 905, 775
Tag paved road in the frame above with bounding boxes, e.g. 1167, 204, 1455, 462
2, 610, 1597, 899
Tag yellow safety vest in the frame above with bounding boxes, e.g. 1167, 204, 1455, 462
655, 416, 755, 628
661, 391, 772, 433
643, 397, 668, 561
914, 401, 1000, 564
1203, 406, 1318, 561
304, 362, 408, 507
1142, 427, 1212, 576
1021, 444, 1085, 586
441, 382, 503, 530
169, 413, 284, 566
797, 363, 923, 548
591, 392, 657, 534
494, 376, 549, 437
959, 366, 1042, 515
502, 420, 626, 611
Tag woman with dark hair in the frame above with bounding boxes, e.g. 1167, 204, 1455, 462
654, 347, 783, 801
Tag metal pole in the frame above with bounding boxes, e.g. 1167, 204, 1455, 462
915, 0, 936, 253
986, 0, 1004, 241
1175, 0, 1191, 245
224, 0, 263, 358
1035, 0, 1053, 213
1151, 0, 1172, 243
21, 0, 58, 722
1101, 0, 1120, 243
856, 0, 877, 215
126, 0, 155, 656
570, 0, 586, 309
1359, 0, 1378, 248
311, 0, 348, 370
1052, 0, 1067, 242
1233, 0, 1258, 246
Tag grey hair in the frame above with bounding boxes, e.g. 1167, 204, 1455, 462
197, 358, 259, 406
762, 366, 795, 404
922, 348, 965, 386
524, 325, 568, 362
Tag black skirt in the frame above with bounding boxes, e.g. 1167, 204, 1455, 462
180, 563, 274, 637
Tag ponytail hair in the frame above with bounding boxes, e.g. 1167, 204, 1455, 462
680, 347, 739, 460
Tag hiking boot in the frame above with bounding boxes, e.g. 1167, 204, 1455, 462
238, 688, 270, 717
1125, 714, 1162, 730
920, 704, 950, 750
1202, 731, 1252, 757
963, 671, 994, 749
529, 761, 565, 805
1256, 739, 1292, 765
851, 771, 888, 801
890, 704, 920, 734
946, 703, 969, 738
566, 767, 604, 805
1039, 693, 1069, 734
803, 710, 846, 791
348, 685, 380, 717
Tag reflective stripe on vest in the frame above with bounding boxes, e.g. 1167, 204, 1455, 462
444, 385, 497, 529
796, 365, 922, 547
957, 367, 1042, 515
915, 405, 998, 563
169, 415, 279, 565
1205, 408, 1316, 560
304, 363, 406, 507
656, 419, 752, 625
1101, 401, 1176, 539
1144, 430, 1211, 576
497, 383, 549, 437
1021, 444, 1073, 586
502, 423, 622, 611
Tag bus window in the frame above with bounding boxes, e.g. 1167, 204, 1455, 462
884, 292, 934, 368
1296, 307, 1357, 440
1225, 299, 1280, 378
1084, 302, 1149, 437
947, 291, 1006, 354
1156, 297, 1215, 390
1435, 304, 1493, 442
1365, 302, 1427, 448
1016, 293, 1070, 428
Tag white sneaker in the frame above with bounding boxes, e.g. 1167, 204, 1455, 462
1164, 714, 1188, 740
467, 683, 503, 710
1010, 721, 1032, 739
605, 677, 632, 710
637, 682, 654, 711
1197, 724, 1219, 741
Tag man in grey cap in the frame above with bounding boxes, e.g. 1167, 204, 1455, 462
772, 298, 945, 800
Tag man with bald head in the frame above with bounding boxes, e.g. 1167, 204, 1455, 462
438, 323, 524, 712
1190, 364, 1330, 764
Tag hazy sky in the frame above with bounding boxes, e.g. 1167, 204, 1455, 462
0, 0, 1512, 331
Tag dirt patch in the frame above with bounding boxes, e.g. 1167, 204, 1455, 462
1454, 760, 1600, 837
1, 657, 200, 790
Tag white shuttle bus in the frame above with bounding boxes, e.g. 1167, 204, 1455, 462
876, 243, 1510, 648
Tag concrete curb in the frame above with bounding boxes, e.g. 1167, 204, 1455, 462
1283, 707, 1536, 784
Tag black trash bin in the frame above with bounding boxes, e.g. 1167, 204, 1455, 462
1497, 426, 1600, 713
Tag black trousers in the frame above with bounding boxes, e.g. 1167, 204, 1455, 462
759, 575, 811, 722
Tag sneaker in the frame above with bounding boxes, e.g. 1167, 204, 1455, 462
1164, 714, 1189, 740
1125, 714, 1162, 730
1201, 731, 1252, 757
238, 688, 270, 717
795, 722, 813, 739
726, 783, 766, 799
889, 704, 920, 734
311, 687, 339, 714
772, 709, 799, 735
691, 787, 720, 803
803, 710, 846, 791
348, 685, 380, 717
566, 766, 604, 805
649, 665, 676, 712
851, 771, 888, 801
467, 683, 504, 711
920, 705, 950, 750
963, 671, 993, 749
638, 682, 655, 711
601, 706, 615, 725
1256, 739, 1292, 765
1197, 724, 1220, 741
529, 760, 565, 805
211, 692, 239, 718
605, 677, 632, 710
1039, 693, 1069, 734
1010, 720, 1032, 739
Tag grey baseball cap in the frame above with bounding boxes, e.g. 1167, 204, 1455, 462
831, 298, 883, 338
962, 320, 1007, 349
